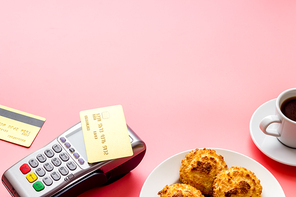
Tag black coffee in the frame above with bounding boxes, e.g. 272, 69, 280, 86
281, 97, 296, 121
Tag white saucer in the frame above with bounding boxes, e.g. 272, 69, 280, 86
250, 99, 296, 166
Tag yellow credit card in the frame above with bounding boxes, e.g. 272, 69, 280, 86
80, 105, 133, 163
0, 105, 46, 147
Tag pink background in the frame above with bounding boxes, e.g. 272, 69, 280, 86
1, 0, 296, 196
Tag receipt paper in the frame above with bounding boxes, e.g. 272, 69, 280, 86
0, 105, 46, 147
80, 105, 133, 163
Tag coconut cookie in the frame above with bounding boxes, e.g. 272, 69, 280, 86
158, 183, 204, 197
180, 148, 228, 196
213, 166, 262, 197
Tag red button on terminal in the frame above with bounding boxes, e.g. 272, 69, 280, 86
20, 164, 31, 174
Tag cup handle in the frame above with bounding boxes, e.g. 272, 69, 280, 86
259, 115, 281, 137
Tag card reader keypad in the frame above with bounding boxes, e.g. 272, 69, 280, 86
20, 144, 78, 192
59, 137, 85, 165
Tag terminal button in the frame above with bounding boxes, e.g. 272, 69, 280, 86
69, 148, 75, 153
35, 167, 46, 177
52, 144, 62, 153
66, 161, 77, 171
26, 172, 37, 183
51, 171, 61, 181
59, 166, 69, 176
64, 142, 71, 148
43, 162, 54, 172
29, 159, 39, 168
33, 181, 45, 191
59, 152, 69, 162
44, 149, 54, 158
51, 157, 62, 167
78, 158, 85, 165
20, 164, 31, 174
73, 153, 80, 159
42, 177, 53, 186
60, 137, 66, 143
36, 154, 47, 163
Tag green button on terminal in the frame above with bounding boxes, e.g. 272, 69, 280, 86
33, 181, 45, 191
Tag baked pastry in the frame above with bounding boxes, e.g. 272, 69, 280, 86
213, 166, 262, 197
158, 183, 205, 197
180, 148, 228, 196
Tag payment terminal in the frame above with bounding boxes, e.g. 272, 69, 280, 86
2, 122, 146, 197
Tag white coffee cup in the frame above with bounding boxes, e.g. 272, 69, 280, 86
260, 88, 296, 148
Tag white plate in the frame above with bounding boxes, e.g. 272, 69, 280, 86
250, 99, 296, 166
140, 148, 285, 197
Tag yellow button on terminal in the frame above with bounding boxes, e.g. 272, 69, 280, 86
26, 172, 37, 183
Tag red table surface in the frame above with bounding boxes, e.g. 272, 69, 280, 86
1, 1, 295, 196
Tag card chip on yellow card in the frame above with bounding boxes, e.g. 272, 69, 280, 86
80, 105, 133, 163
0, 105, 46, 147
